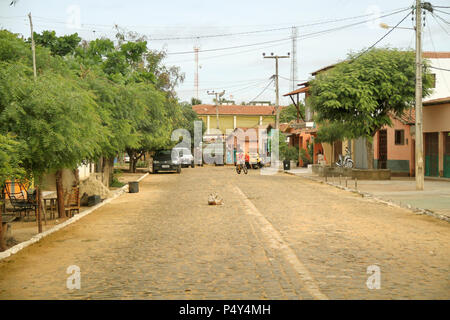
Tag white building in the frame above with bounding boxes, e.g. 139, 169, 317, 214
423, 52, 450, 101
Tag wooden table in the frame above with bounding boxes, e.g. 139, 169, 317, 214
43, 191, 58, 220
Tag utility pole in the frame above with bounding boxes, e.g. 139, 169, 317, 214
28, 12, 37, 80
263, 52, 290, 129
28, 12, 42, 234
207, 90, 225, 130
415, 0, 424, 190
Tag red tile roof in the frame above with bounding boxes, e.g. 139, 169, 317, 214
423, 52, 450, 59
192, 104, 280, 116
393, 108, 416, 124
423, 96, 450, 106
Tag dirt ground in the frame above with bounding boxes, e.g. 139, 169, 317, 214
0, 166, 448, 299
2, 171, 147, 248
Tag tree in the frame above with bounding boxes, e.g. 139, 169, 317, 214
0, 62, 106, 222
0, 134, 25, 251
315, 121, 349, 164
33, 30, 81, 57
309, 48, 433, 169
280, 103, 305, 123
191, 97, 202, 105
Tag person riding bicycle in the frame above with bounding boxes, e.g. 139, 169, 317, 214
245, 152, 250, 168
235, 150, 248, 174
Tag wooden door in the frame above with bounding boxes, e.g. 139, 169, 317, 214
378, 130, 387, 169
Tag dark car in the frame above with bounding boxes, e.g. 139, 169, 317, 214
152, 150, 181, 174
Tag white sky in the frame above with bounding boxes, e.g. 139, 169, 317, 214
1, 0, 449, 105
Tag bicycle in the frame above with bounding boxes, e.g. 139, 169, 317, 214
236, 162, 248, 174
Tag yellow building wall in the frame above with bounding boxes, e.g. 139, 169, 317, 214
198, 114, 275, 133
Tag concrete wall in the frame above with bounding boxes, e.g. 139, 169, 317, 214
42, 169, 76, 191
354, 137, 368, 169
423, 104, 450, 133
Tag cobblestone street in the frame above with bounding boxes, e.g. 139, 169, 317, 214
0, 166, 448, 299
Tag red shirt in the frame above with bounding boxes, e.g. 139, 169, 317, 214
245, 154, 250, 162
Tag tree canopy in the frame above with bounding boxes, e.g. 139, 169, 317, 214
309, 48, 433, 138
309, 48, 433, 168
280, 103, 305, 123
0, 28, 199, 181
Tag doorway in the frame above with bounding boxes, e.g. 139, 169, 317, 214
378, 130, 387, 169
425, 132, 439, 177
444, 132, 450, 178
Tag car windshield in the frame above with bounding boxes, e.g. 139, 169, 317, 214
155, 150, 172, 160
173, 148, 191, 156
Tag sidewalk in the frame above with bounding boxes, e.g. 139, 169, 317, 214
286, 168, 450, 220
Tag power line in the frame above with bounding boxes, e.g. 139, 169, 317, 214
429, 66, 450, 72
425, 20, 450, 93
434, 13, 450, 25
433, 9, 450, 16
248, 79, 275, 103
431, 13, 450, 35
351, 10, 412, 61
12, 6, 408, 38
166, 8, 411, 55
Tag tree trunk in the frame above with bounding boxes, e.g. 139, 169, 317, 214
73, 168, 80, 186
366, 137, 374, 170
35, 181, 43, 234
128, 150, 137, 173
55, 170, 66, 219
331, 143, 334, 165
107, 157, 114, 186
0, 188, 6, 252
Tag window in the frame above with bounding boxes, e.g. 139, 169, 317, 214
395, 130, 405, 145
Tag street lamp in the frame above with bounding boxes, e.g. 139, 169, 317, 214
379, 22, 414, 30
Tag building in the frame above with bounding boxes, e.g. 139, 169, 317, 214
423, 52, 450, 102
284, 52, 450, 175
422, 97, 450, 178
192, 104, 279, 134
192, 104, 281, 164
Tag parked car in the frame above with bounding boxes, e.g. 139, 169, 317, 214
124, 154, 130, 163
152, 150, 181, 174
173, 147, 195, 168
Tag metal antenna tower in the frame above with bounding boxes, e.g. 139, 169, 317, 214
194, 46, 200, 100
290, 26, 298, 91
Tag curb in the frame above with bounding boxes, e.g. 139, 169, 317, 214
0, 172, 149, 260
284, 171, 450, 223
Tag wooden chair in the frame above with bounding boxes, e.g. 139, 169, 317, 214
65, 187, 80, 217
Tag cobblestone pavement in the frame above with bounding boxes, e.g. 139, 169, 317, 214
0, 167, 448, 299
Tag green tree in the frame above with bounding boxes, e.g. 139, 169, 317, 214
191, 97, 202, 105
33, 30, 81, 56
0, 134, 25, 251
0, 61, 106, 221
280, 103, 305, 123
315, 121, 349, 164
309, 48, 433, 169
